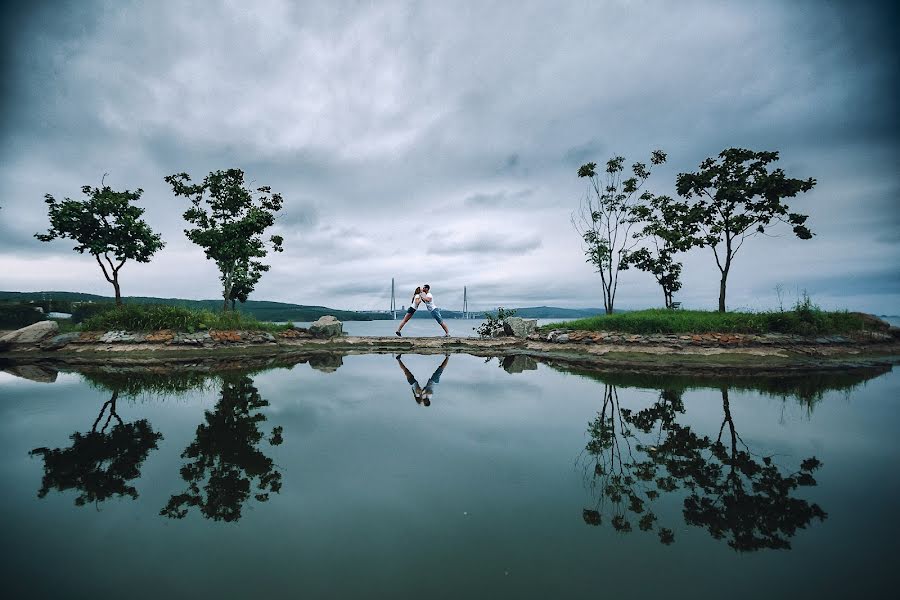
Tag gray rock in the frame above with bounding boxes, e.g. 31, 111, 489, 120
40, 332, 83, 351
309, 315, 343, 338
0, 320, 59, 344
503, 317, 537, 338
501, 355, 538, 373
556, 334, 570, 343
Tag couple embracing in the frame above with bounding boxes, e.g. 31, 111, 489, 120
395, 283, 451, 337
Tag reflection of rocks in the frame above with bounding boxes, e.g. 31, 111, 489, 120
0, 320, 58, 344
501, 354, 538, 374
3, 364, 59, 383
309, 315, 343, 338
308, 353, 344, 373
503, 317, 537, 338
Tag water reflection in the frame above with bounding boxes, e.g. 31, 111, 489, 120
396, 354, 450, 406
160, 375, 283, 522
572, 368, 888, 551
29, 377, 163, 507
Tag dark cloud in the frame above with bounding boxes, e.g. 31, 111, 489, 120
0, 0, 897, 312
426, 232, 542, 256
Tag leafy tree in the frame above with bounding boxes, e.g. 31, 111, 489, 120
29, 389, 162, 506
226, 259, 264, 311
160, 375, 283, 522
35, 184, 165, 305
574, 150, 667, 314
675, 149, 816, 312
627, 194, 699, 308
165, 169, 284, 311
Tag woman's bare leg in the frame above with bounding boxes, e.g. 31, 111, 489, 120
396, 312, 413, 332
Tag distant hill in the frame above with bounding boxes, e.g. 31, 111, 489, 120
1, 291, 614, 322
0, 291, 392, 322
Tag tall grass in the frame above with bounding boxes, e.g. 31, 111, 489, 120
544, 307, 866, 335
81, 304, 286, 332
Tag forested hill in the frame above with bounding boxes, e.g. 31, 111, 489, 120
0, 292, 610, 322
0, 291, 391, 322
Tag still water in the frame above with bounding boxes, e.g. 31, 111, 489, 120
284, 318, 561, 337
0, 354, 896, 598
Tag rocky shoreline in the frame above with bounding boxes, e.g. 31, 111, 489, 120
1, 317, 898, 376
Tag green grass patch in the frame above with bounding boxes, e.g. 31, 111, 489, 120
542, 308, 867, 335
80, 303, 291, 332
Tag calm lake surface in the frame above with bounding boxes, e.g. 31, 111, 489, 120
1, 354, 896, 599
284, 318, 561, 337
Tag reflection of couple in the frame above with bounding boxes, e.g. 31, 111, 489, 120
395, 283, 451, 337
395, 354, 450, 406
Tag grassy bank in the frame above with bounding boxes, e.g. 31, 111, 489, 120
543, 308, 870, 335
80, 303, 291, 332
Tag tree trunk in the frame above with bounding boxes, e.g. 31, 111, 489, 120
113, 277, 122, 307
223, 296, 229, 312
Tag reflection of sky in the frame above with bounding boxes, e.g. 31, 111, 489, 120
0, 355, 897, 598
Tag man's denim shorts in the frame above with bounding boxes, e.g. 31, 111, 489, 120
430, 308, 444, 324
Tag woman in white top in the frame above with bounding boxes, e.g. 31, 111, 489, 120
395, 286, 422, 336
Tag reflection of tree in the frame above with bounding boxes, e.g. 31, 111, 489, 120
29, 390, 162, 506
583, 384, 827, 551
160, 375, 283, 522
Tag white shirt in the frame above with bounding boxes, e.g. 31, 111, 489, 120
421, 292, 436, 311
411, 293, 421, 308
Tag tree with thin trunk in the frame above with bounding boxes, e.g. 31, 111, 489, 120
35, 183, 164, 306
574, 150, 667, 314
627, 194, 699, 308
165, 169, 284, 312
675, 148, 816, 312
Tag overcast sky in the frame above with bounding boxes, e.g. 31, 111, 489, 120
1, 0, 897, 313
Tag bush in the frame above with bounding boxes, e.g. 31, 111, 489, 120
0, 303, 46, 329
544, 307, 866, 336
474, 307, 517, 337
71, 302, 117, 323
80, 303, 280, 332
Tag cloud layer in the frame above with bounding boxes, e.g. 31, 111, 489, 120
1, 0, 897, 313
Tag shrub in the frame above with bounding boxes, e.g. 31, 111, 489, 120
543, 307, 865, 336
80, 303, 277, 332
0, 303, 46, 329
71, 302, 117, 323
475, 307, 517, 337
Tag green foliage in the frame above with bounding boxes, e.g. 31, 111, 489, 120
71, 302, 117, 323
474, 307, 517, 337
80, 303, 285, 332
675, 148, 817, 311
165, 169, 284, 310
34, 184, 165, 304
0, 303, 45, 328
575, 150, 667, 314
627, 194, 699, 308
546, 307, 866, 335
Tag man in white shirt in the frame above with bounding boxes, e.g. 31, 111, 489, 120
420, 284, 450, 337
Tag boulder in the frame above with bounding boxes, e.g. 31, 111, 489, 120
503, 317, 537, 338
0, 320, 58, 344
40, 332, 83, 351
309, 315, 343, 338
